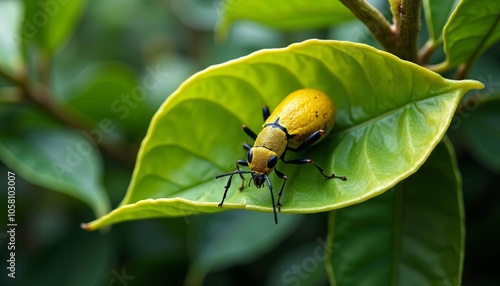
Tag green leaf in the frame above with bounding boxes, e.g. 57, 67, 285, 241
83, 40, 482, 231
267, 239, 329, 286
440, 0, 500, 69
21, 0, 87, 55
185, 211, 302, 285
25, 232, 114, 286
61, 61, 156, 140
453, 96, 500, 173
422, 0, 459, 43
216, 0, 354, 40
0, 106, 110, 217
0, 0, 23, 73
326, 139, 465, 285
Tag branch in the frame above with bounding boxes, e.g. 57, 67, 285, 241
340, 0, 422, 62
29, 84, 138, 167
0, 67, 24, 86
1, 67, 138, 168
418, 39, 437, 65
395, 0, 421, 62
339, 0, 396, 52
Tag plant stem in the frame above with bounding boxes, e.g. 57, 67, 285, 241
1, 67, 138, 168
340, 0, 422, 63
418, 39, 437, 65
339, 0, 395, 51
395, 0, 421, 62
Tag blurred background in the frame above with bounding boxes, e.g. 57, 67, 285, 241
0, 0, 499, 285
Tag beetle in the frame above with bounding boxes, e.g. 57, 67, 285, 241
215, 88, 347, 224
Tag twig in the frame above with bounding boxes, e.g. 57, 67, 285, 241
418, 39, 437, 65
339, 0, 396, 52
340, 0, 422, 62
1, 67, 138, 168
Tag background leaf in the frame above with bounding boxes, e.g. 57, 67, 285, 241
326, 139, 464, 285
84, 40, 482, 230
441, 0, 500, 69
452, 96, 500, 173
185, 211, 302, 285
61, 61, 156, 141
216, 0, 354, 40
422, 0, 459, 43
21, 0, 87, 54
0, 106, 110, 217
266, 239, 329, 286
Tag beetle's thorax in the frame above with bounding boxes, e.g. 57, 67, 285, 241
247, 124, 287, 179
253, 124, 288, 157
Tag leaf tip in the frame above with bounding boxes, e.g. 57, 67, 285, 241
80, 222, 92, 231
461, 79, 485, 91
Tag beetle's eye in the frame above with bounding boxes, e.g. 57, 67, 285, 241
247, 149, 253, 163
267, 155, 278, 168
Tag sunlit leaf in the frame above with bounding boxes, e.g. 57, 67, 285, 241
326, 139, 464, 285
440, 0, 500, 69
83, 39, 482, 231
216, 0, 354, 40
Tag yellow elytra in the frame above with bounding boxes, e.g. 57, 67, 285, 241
216, 88, 346, 224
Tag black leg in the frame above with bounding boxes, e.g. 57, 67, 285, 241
216, 165, 253, 207
236, 160, 248, 190
282, 154, 347, 180
274, 168, 288, 211
262, 106, 270, 121
242, 125, 257, 140
243, 143, 252, 151
288, 130, 324, 152
263, 175, 278, 224
218, 173, 235, 207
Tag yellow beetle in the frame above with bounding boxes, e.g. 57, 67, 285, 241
216, 88, 346, 223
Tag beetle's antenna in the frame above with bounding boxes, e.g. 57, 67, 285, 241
215, 170, 252, 179
216, 170, 253, 208
264, 175, 278, 224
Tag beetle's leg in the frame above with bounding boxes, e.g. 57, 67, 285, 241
242, 125, 257, 140
218, 173, 235, 207
262, 106, 271, 121
236, 160, 248, 190
216, 169, 253, 207
263, 175, 278, 224
274, 168, 288, 211
281, 150, 347, 181
287, 130, 324, 152
243, 143, 252, 151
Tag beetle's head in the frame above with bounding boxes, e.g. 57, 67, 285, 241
246, 146, 278, 187
250, 172, 266, 188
